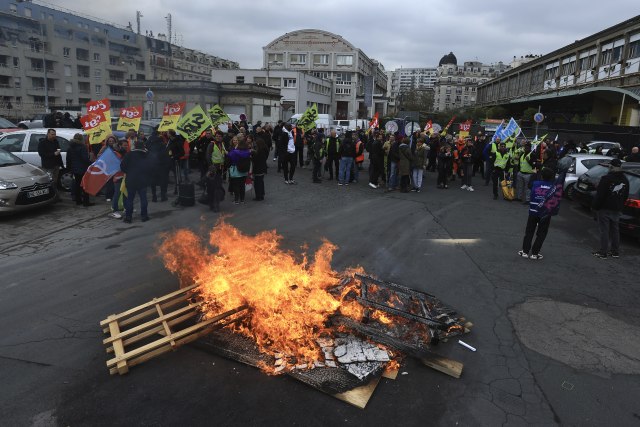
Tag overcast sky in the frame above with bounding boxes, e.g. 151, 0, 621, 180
50, 0, 638, 70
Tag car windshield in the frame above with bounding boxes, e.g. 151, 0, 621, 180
0, 148, 25, 166
0, 117, 17, 128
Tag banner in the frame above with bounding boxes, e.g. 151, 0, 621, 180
424, 120, 433, 134
207, 104, 231, 128
440, 116, 456, 136
86, 98, 111, 125
491, 121, 505, 142
363, 76, 374, 108
81, 147, 121, 196
116, 106, 143, 132
496, 117, 520, 141
158, 102, 186, 132
176, 105, 213, 142
80, 112, 110, 145
458, 120, 472, 138
297, 103, 319, 132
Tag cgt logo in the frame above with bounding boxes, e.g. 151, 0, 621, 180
84, 117, 102, 129
121, 109, 140, 119
88, 102, 108, 112
164, 104, 183, 116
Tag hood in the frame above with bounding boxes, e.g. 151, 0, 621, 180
0, 163, 49, 181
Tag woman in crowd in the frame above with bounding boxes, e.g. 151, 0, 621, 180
227, 139, 252, 204
66, 133, 93, 206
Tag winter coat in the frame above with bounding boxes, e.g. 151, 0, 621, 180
398, 143, 413, 176
461, 146, 475, 164
146, 133, 172, 171
339, 137, 357, 158
66, 139, 90, 174
251, 143, 269, 175
592, 171, 630, 212
228, 148, 251, 178
411, 145, 426, 169
370, 139, 384, 164
120, 149, 151, 189
38, 137, 63, 169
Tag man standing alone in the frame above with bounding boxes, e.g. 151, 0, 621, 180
592, 158, 629, 258
37, 129, 63, 200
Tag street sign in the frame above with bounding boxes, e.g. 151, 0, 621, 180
145, 90, 154, 101
534, 112, 544, 123
385, 121, 398, 133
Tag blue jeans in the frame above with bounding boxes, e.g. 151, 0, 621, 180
112, 178, 123, 212
388, 161, 399, 189
124, 186, 148, 220
338, 157, 354, 184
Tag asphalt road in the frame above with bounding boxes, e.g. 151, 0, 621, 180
1, 164, 639, 427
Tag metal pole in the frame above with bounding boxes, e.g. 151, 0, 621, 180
535, 105, 541, 139
617, 93, 626, 126
40, 24, 49, 113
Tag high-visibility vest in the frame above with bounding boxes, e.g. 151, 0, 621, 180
494, 151, 509, 169
519, 152, 534, 173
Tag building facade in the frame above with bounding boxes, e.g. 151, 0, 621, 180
476, 16, 640, 126
433, 52, 509, 112
262, 29, 388, 120
211, 69, 332, 122
389, 67, 437, 97
0, 1, 237, 121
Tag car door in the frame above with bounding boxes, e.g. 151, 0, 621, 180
28, 133, 71, 167
0, 133, 28, 161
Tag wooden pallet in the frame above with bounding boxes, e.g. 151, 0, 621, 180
100, 285, 247, 375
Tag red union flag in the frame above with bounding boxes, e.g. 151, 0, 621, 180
369, 112, 379, 130
424, 120, 433, 133
158, 102, 186, 131
80, 112, 110, 145
86, 98, 111, 124
81, 147, 122, 196
459, 120, 472, 138
117, 106, 143, 132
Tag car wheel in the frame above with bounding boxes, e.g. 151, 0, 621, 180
565, 183, 575, 200
59, 170, 74, 192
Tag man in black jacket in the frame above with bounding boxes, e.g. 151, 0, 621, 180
120, 139, 151, 223
368, 132, 385, 188
592, 158, 630, 258
37, 129, 63, 199
194, 130, 213, 186
146, 131, 171, 202
325, 129, 340, 180
311, 128, 325, 183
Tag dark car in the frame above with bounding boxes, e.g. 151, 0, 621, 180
573, 162, 640, 239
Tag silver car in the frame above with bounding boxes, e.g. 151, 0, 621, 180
563, 153, 613, 199
0, 128, 84, 191
0, 149, 56, 214
586, 141, 621, 156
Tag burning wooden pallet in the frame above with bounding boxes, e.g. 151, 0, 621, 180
100, 285, 247, 375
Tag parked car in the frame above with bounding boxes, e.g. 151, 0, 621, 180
17, 113, 46, 129
572, 162, 640, 240
586, 141, 621, 156
0, 117, 21, 135
562, 154, 613, 199
0, 128, 83, 191
0, 148, 56, 214
110, 119, 160, 139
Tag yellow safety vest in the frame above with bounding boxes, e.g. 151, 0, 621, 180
494, 151, 509, 169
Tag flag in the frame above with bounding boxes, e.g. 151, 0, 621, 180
424, 120, 433, 134
158, 102, 186, 132
440, 116, 456, 136
207, 104, 230, 128
369, 112, 379, 131
491, 121, 505, 142
176, 105, 213, 142
297, 103, 319, 132
80, 112, 110, 145
86, 99, 111, 124
81, 147, 121, 196
117, 106, 143, 132
458, 120, 472, 138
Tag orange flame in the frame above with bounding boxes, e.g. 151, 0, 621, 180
158, 220, 361, 368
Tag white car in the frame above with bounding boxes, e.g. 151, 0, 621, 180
0, 128, 85, 191
562, 153, 613, 199
586, 141, 621, 156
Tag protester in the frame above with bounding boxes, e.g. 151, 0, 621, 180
66, 133, 93, 206
252, 135, 269, 201
281, 123, 297, 184
437, 143, 453, 189
146, 130, 171, 203
195, 129, 214, 185
398, 137, 413, 193
387, 136, 400, 191
292, 124, 305, 168
227, 139, 252, 204
518, 167, 559, 260
490, 142, 510, 200
460, 139, 475, 192
353, 134, 366, 183
338, 131, 356, 186
592, 158, 629, 258
120, 139, 151, 223
515, 143, 534, 203
625, 146, 640, 162
368, 132, 385, 189
324, 129, 340, 181
311, 129, 325, 183
37, 128, 64, 201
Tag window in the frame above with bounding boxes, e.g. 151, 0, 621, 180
253, 76, 266, 86
95, 84, 102, 95
579, 54, 596, 71
267, 53, 283, 64
95, 69, 101, 79
63, 47, 70, 58
14, 77, 20, 88
263, 106, 271, 117
612, 45, 622, 63
289, 54, 306, 64
335, 72, 352, 84
24, 8, 31, 17
93, 52, 100, 62
13, 57, 19, 68
235, 76, 245, 84
65, 82, 73, 93
628, 40, 640, 60
64, 65, 71, 77
313, 54, 329, 65
9, 4, 16, 13
0, 134, 24, 153
601, 49, 612, 65
447, 77, 452, 83
336, 55, 353, 66
283, 78, 296, 88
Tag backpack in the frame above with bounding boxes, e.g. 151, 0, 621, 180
236, 154, 251, 173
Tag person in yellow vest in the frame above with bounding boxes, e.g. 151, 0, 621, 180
515, 142, 534, 203
490, 142, 510, 200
